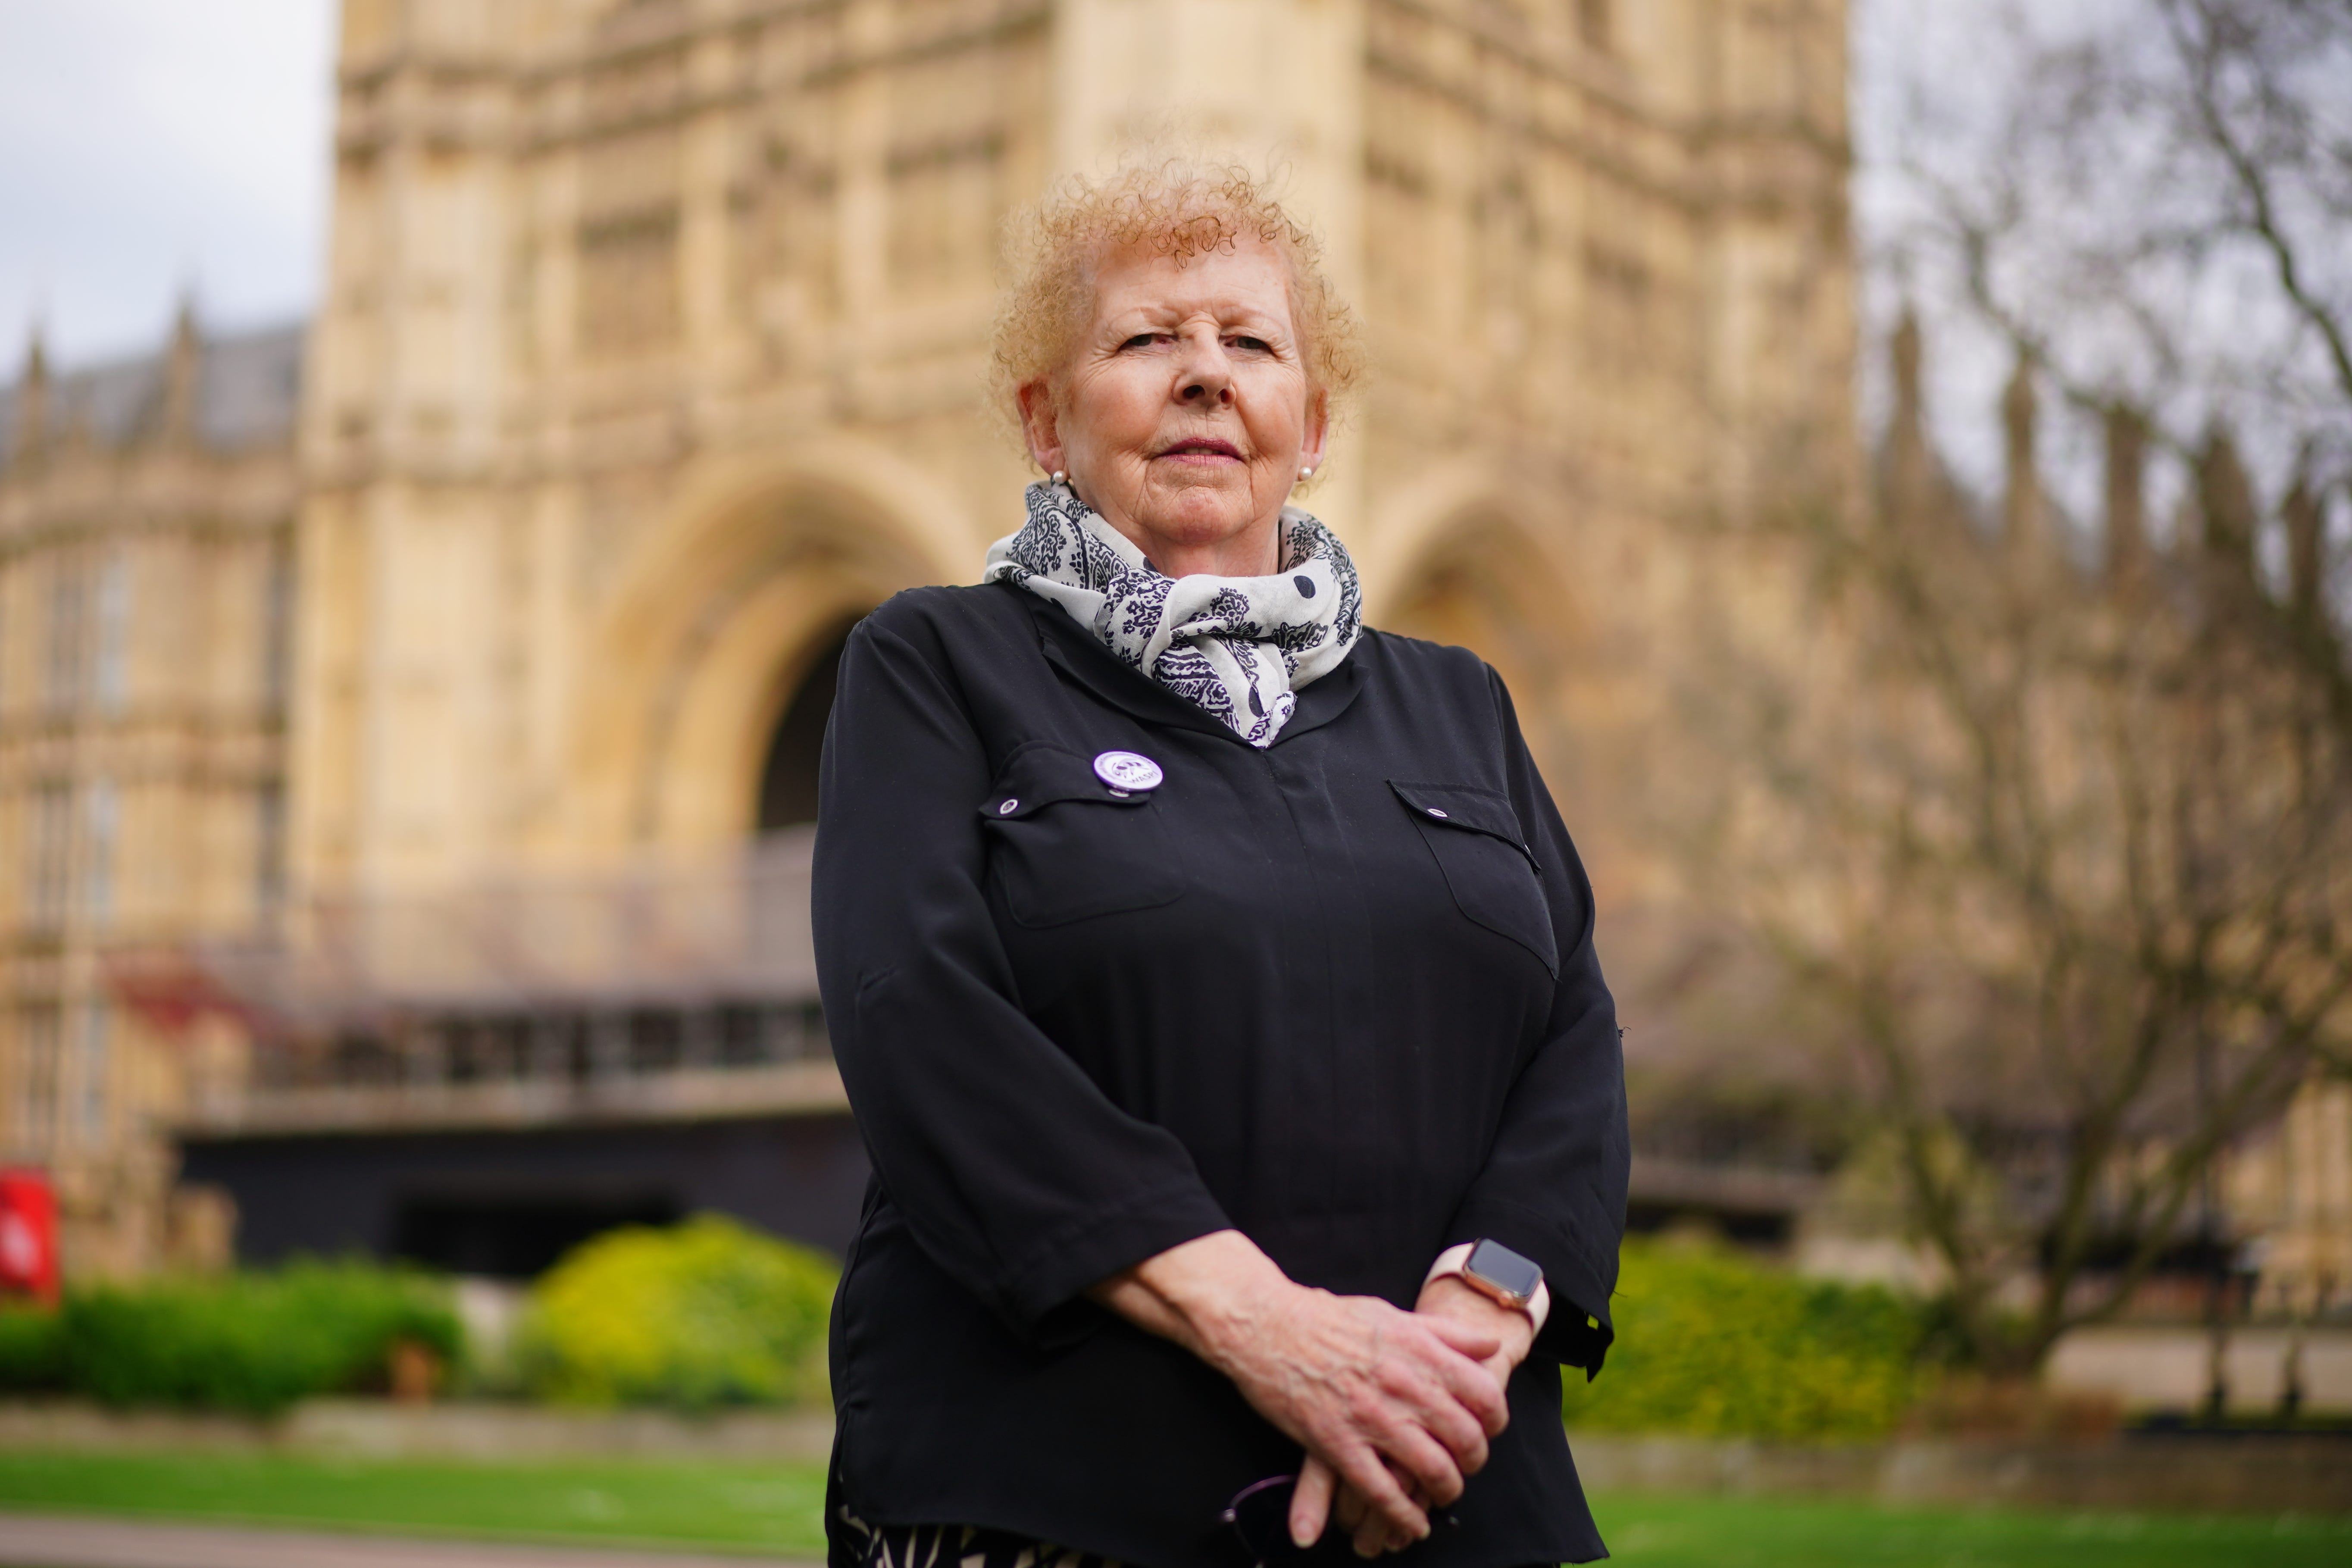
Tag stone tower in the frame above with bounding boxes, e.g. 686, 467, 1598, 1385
297, 0, 1852, 902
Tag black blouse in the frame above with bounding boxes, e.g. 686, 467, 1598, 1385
813, 581, 1628, 1568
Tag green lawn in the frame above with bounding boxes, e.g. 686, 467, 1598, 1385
0, 1450, 831, 1556
0, 1449, 2347, 1565
1589, 1493, 2352, 1566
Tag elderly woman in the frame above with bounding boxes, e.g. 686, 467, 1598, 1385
813, 166, 1627, 1568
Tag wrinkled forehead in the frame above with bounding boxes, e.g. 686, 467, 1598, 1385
1080, 232, 1301, 333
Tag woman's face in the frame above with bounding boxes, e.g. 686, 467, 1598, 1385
1021, 237, 1327, 577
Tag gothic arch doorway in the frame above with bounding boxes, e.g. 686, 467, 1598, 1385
572, 449, 974, 854
1382, 510, 1583, 716
756, 618, 858, 833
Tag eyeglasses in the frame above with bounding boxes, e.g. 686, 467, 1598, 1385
1221, 1474, 1304, 1565
1220, 1474, 1461, 1565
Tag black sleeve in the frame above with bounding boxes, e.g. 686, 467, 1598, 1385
812, 606, 1234, 1340
1442, 666, 1630, 1373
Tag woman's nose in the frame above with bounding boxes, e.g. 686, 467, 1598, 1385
1175, 334, 1234, 405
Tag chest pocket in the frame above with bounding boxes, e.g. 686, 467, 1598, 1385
1390, 781, 1558, 978
980, 745, 1186, 927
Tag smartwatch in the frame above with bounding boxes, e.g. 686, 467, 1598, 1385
1426, 1238, 1551, 1332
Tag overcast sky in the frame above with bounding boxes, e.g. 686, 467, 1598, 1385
0, 0, 335, 368
0, 0, 1986, 374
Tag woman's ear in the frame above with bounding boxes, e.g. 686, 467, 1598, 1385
1018, 380, 1064, 476
1300, 387, 1330, 474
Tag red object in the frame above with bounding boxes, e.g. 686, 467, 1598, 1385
103, 950, 245, 1036
0, 1170, 60, 1306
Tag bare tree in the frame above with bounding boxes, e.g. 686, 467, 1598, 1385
1682, 0, 2352, 1371
1876, 0, 2352, 469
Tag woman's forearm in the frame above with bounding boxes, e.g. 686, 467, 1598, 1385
1086, 1228, 1293, 1367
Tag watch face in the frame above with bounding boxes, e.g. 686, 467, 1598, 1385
1466, 1238, 1544, 1301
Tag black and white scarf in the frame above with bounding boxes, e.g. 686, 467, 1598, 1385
983, 481, 1363, 747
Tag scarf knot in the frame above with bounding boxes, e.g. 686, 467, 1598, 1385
983, 482, 1364, 746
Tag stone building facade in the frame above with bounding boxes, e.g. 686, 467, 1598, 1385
127, 0, 1817, 1272
8, 0, 1860, 1276
292, 0, 1850, 897
0, 312, 301, 1274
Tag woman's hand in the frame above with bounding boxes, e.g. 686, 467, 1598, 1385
1415, 1272, 1539, 1390
1294, 1274, 1541, 1556
1089, 1232, 1510, 1546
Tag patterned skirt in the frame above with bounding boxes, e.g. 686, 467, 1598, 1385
831, 1507, 1124, 1568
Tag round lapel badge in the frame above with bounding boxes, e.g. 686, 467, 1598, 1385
1092, 750, 1164, 794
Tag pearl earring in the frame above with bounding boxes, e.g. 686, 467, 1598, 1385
1298, 466, 1315, 481
1051, 470, 1067, 485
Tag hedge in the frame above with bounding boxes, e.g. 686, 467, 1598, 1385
518, 1214, 838, 1410
0, 1304, 63, 1392
0, 1259, 461, 1416
1561, 1238, 1927, 1440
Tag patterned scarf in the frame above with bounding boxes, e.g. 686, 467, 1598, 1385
984, 480, 1364, 747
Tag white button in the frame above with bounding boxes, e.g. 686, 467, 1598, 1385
999, 799, 1018, 814
1093, 750, 1164, 793
1428, 808, 1449, 818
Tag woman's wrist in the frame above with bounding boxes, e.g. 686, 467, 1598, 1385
1087, 1229, 1297, 1367
1423, 1242, 1551, 1335
1415, 1275, 1537, 1369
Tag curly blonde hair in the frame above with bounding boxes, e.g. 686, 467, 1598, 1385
988, 161, 1365, 450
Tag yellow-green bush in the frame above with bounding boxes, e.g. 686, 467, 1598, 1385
1562, 1238, 1925, 1440
518, 1214, 838, 1409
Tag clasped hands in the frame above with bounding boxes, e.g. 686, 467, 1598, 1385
1090, 1231, 1536, 1560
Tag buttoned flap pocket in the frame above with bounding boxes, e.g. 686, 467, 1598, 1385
1390, 781, 1557, 977
979, 745, 1185, 927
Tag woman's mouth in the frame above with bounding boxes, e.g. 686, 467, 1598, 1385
1157, 438, 1244, 463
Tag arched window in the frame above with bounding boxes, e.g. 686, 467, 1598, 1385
755, 620, 860, 833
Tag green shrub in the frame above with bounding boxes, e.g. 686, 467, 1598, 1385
0, 1305, 64, 1392
1562, 1238, 1926, 1441
38, 1260, 460, 1416
518, 1214, 838, 1410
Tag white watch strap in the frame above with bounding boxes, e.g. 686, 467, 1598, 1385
1425, 1241, 1551, 1334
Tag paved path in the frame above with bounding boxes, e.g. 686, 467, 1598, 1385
0, 1513, 818, 1568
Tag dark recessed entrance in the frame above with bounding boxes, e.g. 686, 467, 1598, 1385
393, 1192, 682, 1279
182, 1116, 873, 1277
757, 620, 860, 832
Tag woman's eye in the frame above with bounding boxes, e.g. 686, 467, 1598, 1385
1120, 333, 1162, 351
1226, 335, 1272, 353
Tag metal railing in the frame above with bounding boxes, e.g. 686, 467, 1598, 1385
156, 832, 844, 1136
